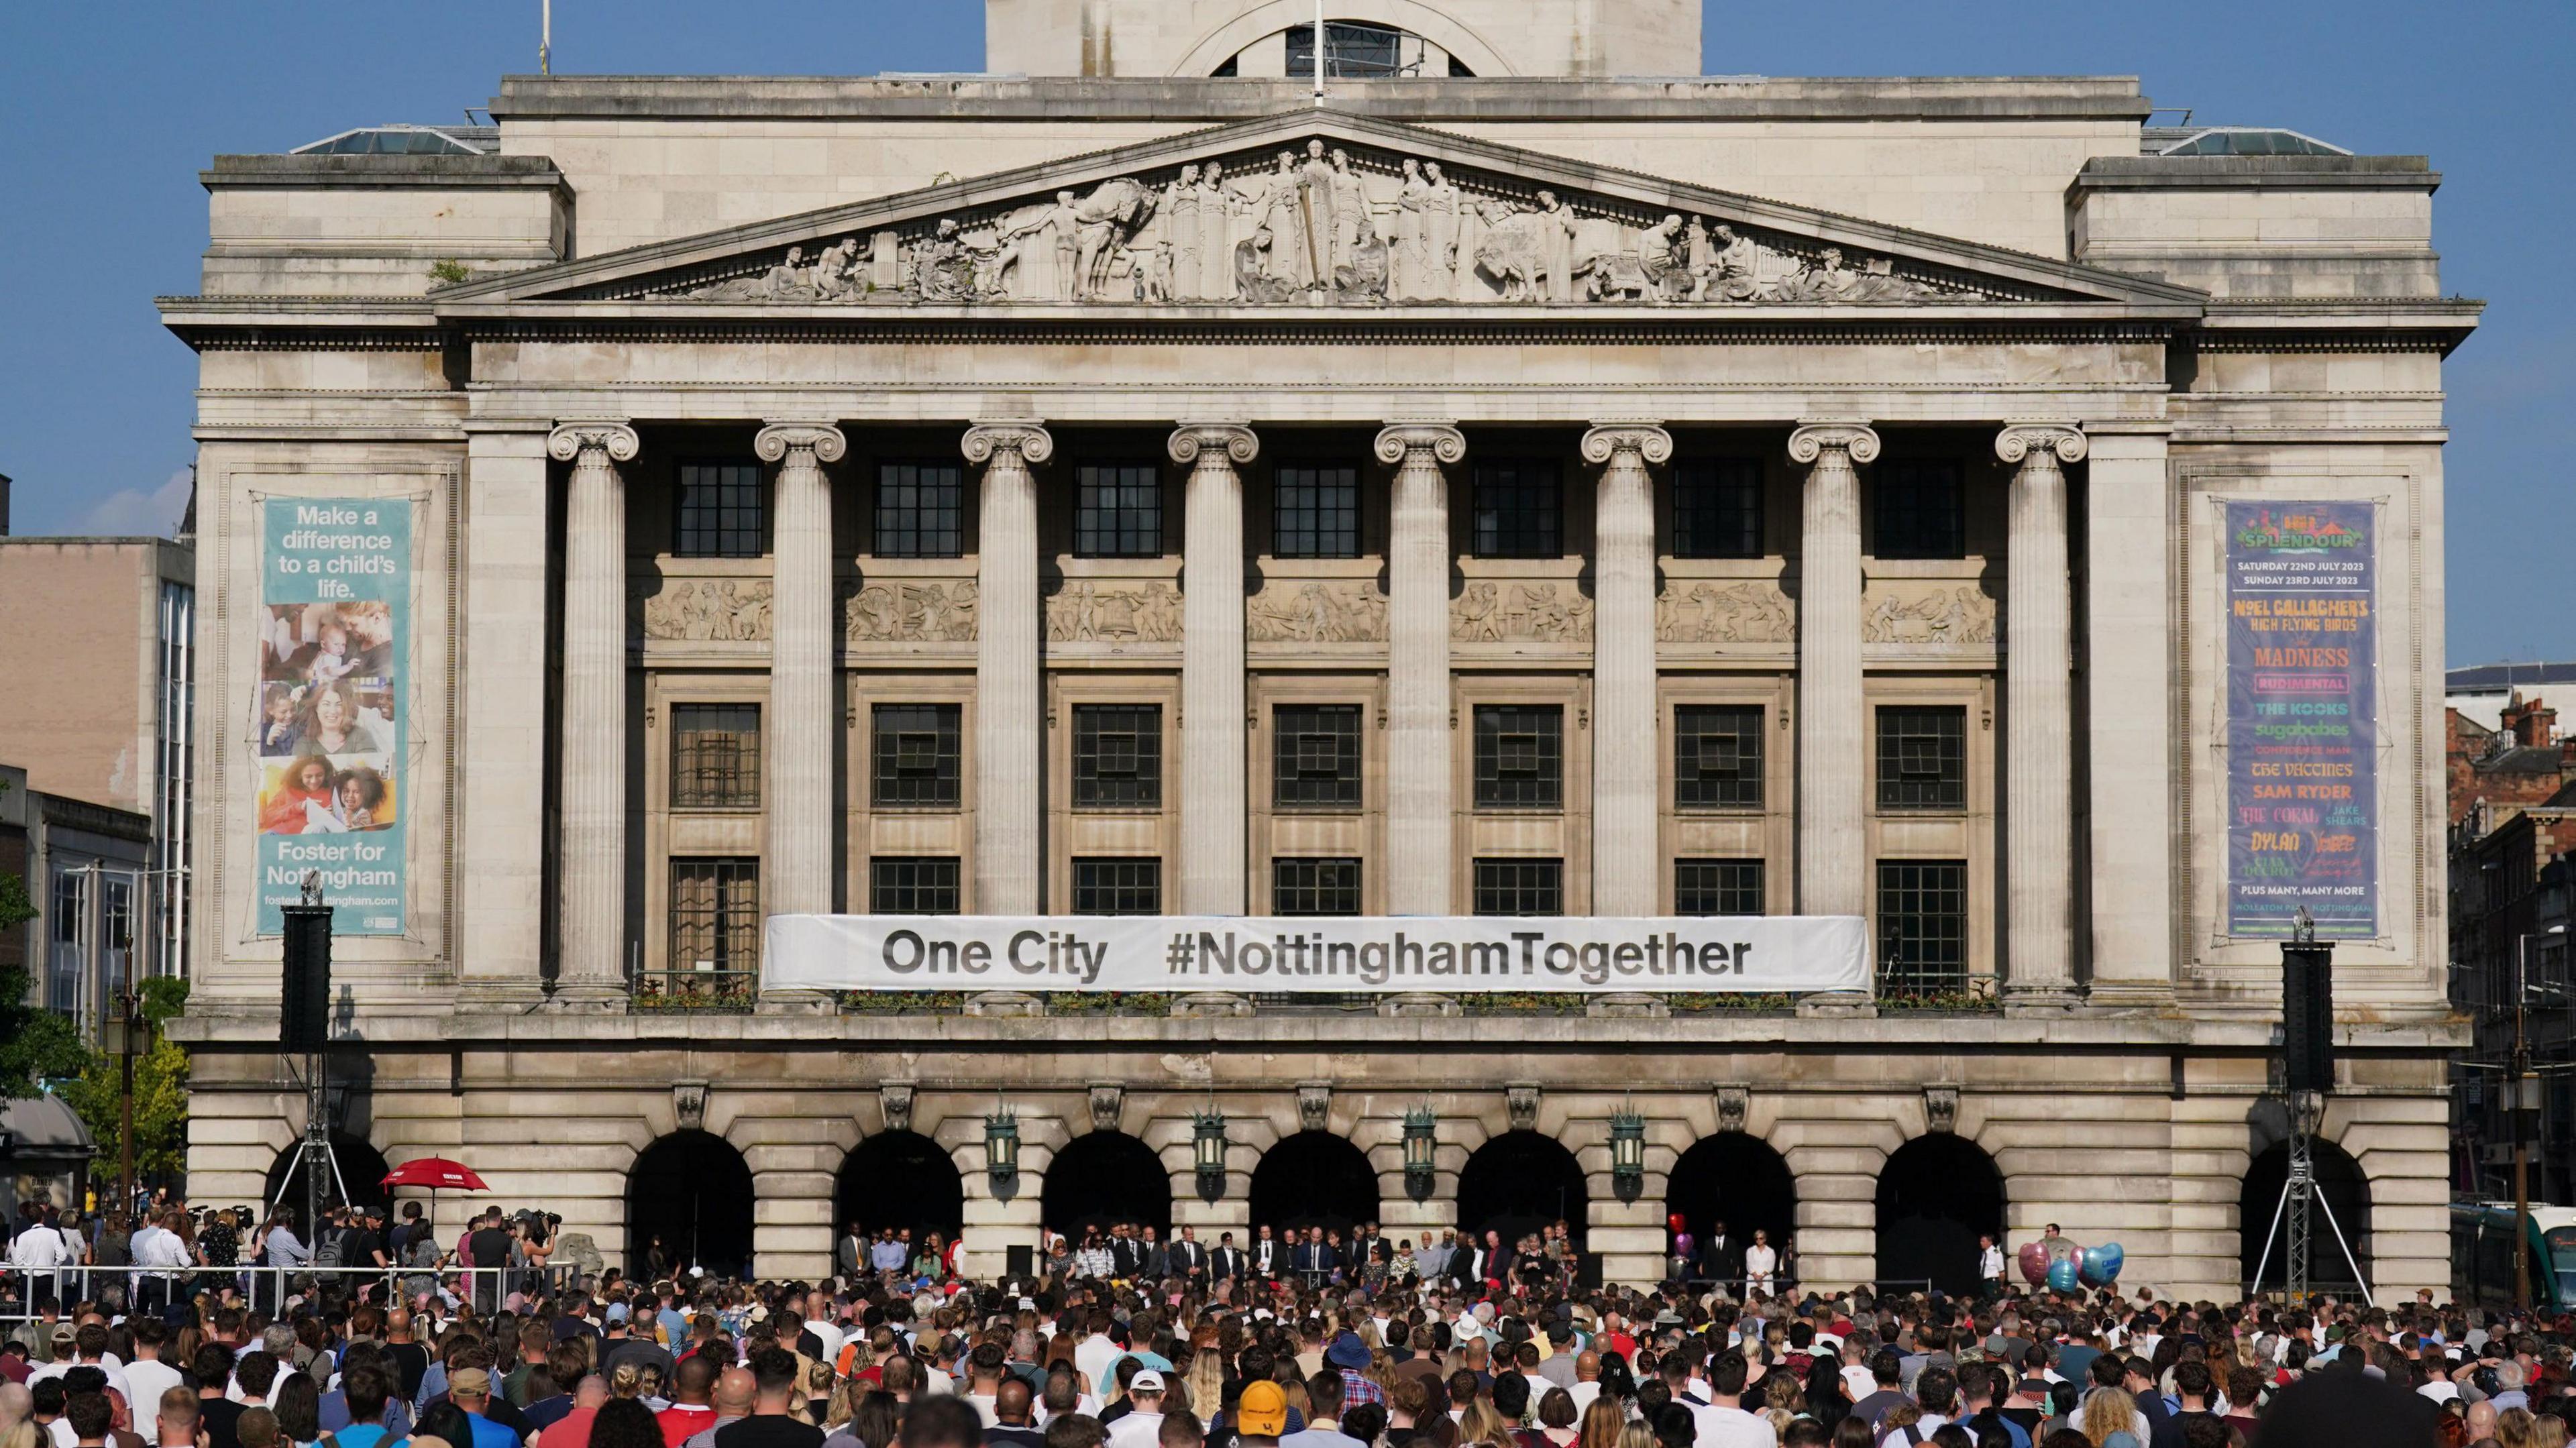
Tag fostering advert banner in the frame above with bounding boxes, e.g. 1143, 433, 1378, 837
250, 498, 410, 936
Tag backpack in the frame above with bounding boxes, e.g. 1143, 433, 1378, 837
315, 1226, 350, 1272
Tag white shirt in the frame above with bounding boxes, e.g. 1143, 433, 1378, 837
1980, 1245, 2007, 1282
123, 1355, 186, 1417
9, 1226, 70, 1270
1567, 1382, 1601, 1415
1074, 1335, 1124, 1396
138, 1229, 195, 1274
1693, 1404, 1774, 1448
32, 1358, 136, 1412
1742, 1245, 1777, 1290
1106, 1411, 1165, 1448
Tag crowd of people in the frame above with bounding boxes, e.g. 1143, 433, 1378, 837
6, 1193, 2571, 1448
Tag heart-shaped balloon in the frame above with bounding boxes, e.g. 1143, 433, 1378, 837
2046, 1257, 2082, 1293
1668, 1213, 1687, 1234
2018, 1241, 2049, 1285
2081, 1242, 2124, 1286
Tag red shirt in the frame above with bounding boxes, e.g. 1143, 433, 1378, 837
659, 1405, 718, 1448
539, 1407, 598, 1448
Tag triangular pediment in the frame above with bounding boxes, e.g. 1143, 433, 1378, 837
439, 110, 2204, 313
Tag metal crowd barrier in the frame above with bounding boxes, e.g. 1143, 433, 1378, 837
0, 1263, 581, 1323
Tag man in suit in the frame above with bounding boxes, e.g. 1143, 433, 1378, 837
835, 1222, 867, 1282
1210, 1232, 1245, 1283
1168, 1226, 1209, 1282
1700, 1219, 1745, 1288
1135, 1226, 1168, 1280
1251, 1225, 1280, 1278
1468, 1229, 1504, 1285
1109, 1224, 1146, 1278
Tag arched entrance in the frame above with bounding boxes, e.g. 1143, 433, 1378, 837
1456, 1129, 1588, 1257
264, 1131, 392, 1218
1042, 1131, 1171, 1239
835, 1130, 963, 1247
1667, 1132, 1798, 1277
629, 1130, 756, 1280
1250, 1131, 1381, 1236
2241, 1138, 2373, 1292
1876, 1134, 2004, 1295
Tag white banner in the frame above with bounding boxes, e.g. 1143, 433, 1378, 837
763, 914, 1871, 995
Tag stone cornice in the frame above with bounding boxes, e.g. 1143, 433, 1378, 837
201, 153, 568, 192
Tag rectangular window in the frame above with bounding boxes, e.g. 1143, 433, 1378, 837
1273, 466, 1360, 559
1273, 857, 1362, 915
874, 462, 964, 558
1872, 460, 1966, 559
1672, 459, 1764, 559
1073, 857, 1162, 915
1876, 706, 1968, 810
1473, 704, 1564, 810
1271, 704, 1362, 809
675, 461, 767, 559
670, 703, 761, 809
1674, 704, 1764, 809
1075, 463, 1163, 558
1471, 461, 1562, 559
1675, 859, 1766, 917
1472, 858, 1563, 917
869, 856, 961, 913
1073, 704, 1163, 810
871, 703, 963, 808
47, 869, 86, 1012
669, 858, 761, 978
1877, 859, 1968, 997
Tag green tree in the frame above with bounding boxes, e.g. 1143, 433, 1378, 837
0, 864, 91, 1099
61, 979, 194, 1181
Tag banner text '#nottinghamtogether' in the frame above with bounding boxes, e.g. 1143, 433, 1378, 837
878, 927, 1768, 987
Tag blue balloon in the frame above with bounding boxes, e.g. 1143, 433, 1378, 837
2046, 1257, 2082, 1292
2081, 1243, 2125, 1286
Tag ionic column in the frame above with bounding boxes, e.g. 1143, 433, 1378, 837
1375, 423, 1466, 917
1582, 423, 1671, 916
547, 422, 639, 1005
965, 423, 1053, 915
1998, 422, 2087, 1005
2082, 423, 2176, 1003
1171, 424, 1258, 915
1788, 423, 1878, 926
754, 423, 846, 930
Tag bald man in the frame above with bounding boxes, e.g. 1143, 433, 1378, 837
988, 1381, 1044, 1448
682, 1370, 757, 1448
1566, 1353, 1603, 1415
537, 1379, 610, 1448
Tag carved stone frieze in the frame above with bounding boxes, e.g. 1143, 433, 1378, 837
672, 1080, 709, 1133
1925, 1084, 1961, 1135
639, 578, 773, 642
1246, 578, 1387, 644
1452, 580, 1592, 644
1656, 581, 1795, 644
845, 579, 979, 643
879, 1084, 915, 1135
1087, 1083, 1124, 1133
1861, 583, 1998, 649
1046, 580, 1182, 644
1505, 1083, 1542, 1132
1297, 1083, 1332, 1133
1714, 1084, 1750, 1135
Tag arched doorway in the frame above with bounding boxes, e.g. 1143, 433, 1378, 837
1456, 1129, 1588, 1258
1667, 1132, 1798, 1278
2241, 1138, 2373, 1292
1250, 1131, 1380, 1237
835, 1130, 963, 1247
264, 1131, 392, 1219
1876, 1134, 2005, 1295
1042, 1131, 1171, 1239
629, 1130, 756, 1280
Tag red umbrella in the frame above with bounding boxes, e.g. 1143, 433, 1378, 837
382, 1158, 489, 1191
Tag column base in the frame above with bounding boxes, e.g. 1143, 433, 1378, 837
1796, 992, 1877, 1019
452, 982, 547, 1011
1587, 992, 1669, 1019
1170, 992, 1256, 1017
1379, 992, 1460, 1017
545, 983, 629, 1011
2003, 988, 2084, 1017
2083, 983, 2176, 1012
755, 990, 834, 1017
965, 991, 1047, 1018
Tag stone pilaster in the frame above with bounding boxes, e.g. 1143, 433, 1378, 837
1998, 423, 2086, 1006
1788, 423, 1877, 927
1582, 423, 1670, 915
754, 423, 845, 932
1375, 423, 1466, 916
2082, 424, 2176, 1004
458, 422, 554, 1005
964, 423, 1053, 915
547, 422, 639, 1006
1171, 423, 1258, 915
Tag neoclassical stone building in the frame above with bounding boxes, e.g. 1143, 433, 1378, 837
166, 1, 2473, 1298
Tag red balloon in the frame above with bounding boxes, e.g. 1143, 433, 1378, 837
1667, 1213, 1686, 1233
2017, 1241, 2049, 1286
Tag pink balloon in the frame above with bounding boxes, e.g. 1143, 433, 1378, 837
2017, 1241, 2049, 1285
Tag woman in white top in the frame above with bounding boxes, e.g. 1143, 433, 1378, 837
1742, 1228, 1778, 1297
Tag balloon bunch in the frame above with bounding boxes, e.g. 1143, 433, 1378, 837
2019, 1237, 2124, 1289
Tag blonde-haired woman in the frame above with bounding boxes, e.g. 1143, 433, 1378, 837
1183, 1348, 1226, 1427
2080, 1387, 2144, 1448
1576, 1399, 1626, 1448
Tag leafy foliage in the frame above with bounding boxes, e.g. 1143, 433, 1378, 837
60, 979, 194, 1180
0, 867, 93, 1099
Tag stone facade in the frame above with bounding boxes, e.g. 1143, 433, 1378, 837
162, 7, 2475, 1302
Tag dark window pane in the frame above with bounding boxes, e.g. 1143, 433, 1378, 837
1472, 858, 1562, 917
871, 704, 962, 807
875, 462, 964, 558
1473, 704, 1563, 810
1273, 466, 1360, 559
676, 462, 766, 559
870, 856, 961, 913
1075, 464, 1162, 558
671, 703, 761, 809
1273, 857, 1361, 915
1674, 704, 1763, 809
1675, 859, 1765, 917
1285, 21, 1405, 77
1878, 859, 1968, 996
1074, 857, 1161, 915
1271, 704, 1362, 808
1074, 704, 1163, 809
669, 858, 761, 981
1873, 460, 1966, 559
1672, 458, 1764, 559
1876, 706, 1967, 810
1471, 461, 1561, 559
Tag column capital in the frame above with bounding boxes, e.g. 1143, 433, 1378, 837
545, 421, 639, 464
1788, 421, 1880, 466
962, 421, 1054, 467
1580, 422, 1672, 467
1373, 422, 1466, 466
1167, 423, 1258, 466
1996, 421, 2088, 467
754, 421, 847, 464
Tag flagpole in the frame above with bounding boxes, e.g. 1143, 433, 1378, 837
1313, 0, 1325, 104
540, 0, 551, 75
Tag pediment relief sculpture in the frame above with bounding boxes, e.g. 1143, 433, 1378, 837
1453, 581, 1593, 644
1246, 578, 1387, 643
845, 579, 979, 643
1861, 583, 1998, 648
638, 578, 773, 643
1656, 581, 1796, 645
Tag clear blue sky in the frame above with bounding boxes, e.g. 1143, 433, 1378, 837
2, 1, 2566, 665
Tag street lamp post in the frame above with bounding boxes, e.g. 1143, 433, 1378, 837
103, 987, 138, 1210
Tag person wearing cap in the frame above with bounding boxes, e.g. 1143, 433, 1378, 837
443, 1369, 515, 1448
1103, 1372, 1167, 1448
1225, 1382, 1287, 1448
602, 1306, 676, 1386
